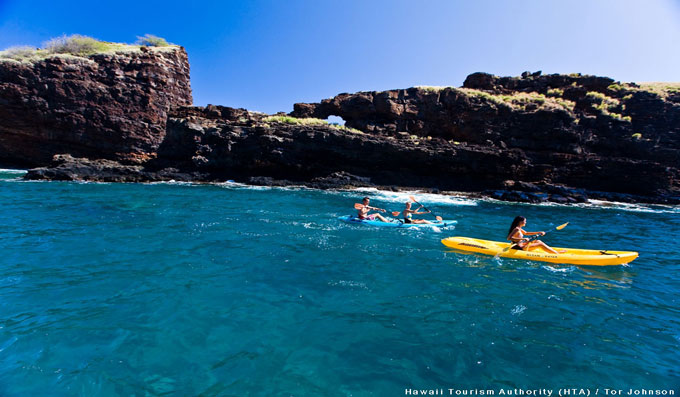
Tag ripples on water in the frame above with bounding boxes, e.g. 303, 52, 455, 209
0, 170, 679, 395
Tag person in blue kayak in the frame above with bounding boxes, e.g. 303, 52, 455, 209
507, 216, 566, 254
402, 202, 432, 224
357, 197, 389, 222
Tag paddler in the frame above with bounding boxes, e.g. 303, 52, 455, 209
357, 197, 389, 222
507, 216, 566, 254
402, 202, 432, 224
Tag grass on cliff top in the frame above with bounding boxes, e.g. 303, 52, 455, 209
418, 78, 679, 101
262, 115, 364, 134
458, 88, 576, 112
606, 82, 680, 100
415, 86, 454, 93
0, 34, 177, 63
638, 82, 680, 98
412, 86, 575, 112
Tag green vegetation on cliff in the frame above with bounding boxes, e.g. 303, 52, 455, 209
136, 34, 170, 47
459, 88, 575, 112
638, 82, 680, 98
0, 34, 176, 63
604, 81, 680, 100
262, 115, 364, 134
546, 88, 564, 97
586, 91, 632, 122
415, 86, 454, 93
263, 115, 328, 126
414, 86, 576, 112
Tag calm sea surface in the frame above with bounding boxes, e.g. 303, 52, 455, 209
1, 169, 679, 395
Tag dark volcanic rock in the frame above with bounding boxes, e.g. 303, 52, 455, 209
0, 47, 192, 167
463, 72, 615, 95
5, 54, 678, 205
25, 154, 146, 182
289, 74, 679, 202
158, 107, 533, 191
24, 154, 208, 182
308, 172, 374, 189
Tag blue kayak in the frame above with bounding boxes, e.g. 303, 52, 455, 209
338, 215, 457, 228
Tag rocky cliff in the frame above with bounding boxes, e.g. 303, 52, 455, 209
3, 48, 678, 204
290, 72, 679, 201
25, 105, 529, 193
0, 46, 191, 167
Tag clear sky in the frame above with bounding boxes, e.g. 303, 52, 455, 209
1, 0, 679, 114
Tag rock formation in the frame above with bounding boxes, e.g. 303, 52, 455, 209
290, 73, 679, 202
2, 46, 678, 204
0, 46, 191, 167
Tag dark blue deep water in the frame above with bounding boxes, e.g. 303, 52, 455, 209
1, 169, 679, 395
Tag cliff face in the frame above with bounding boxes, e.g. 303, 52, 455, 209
6, 52, 679, 204
0, 46, 192, 167
291, 73, 679, 198
25, 102, 678, 204
27, 105, 528, 190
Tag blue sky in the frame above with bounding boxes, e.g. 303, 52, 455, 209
1, 0, 679, 114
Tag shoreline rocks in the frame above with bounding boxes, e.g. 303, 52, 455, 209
23, 153, 680, 205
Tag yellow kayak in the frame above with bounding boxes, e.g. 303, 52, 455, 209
441, 236, 638, 266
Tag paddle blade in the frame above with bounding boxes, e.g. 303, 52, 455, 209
391, 211, 401, 217
435, 216, 443, 221
556, 222, 569, 230
354, 203, 364, 210
409, 195, 418, 203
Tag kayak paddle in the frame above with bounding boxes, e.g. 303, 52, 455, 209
527, 222, 569, 242
495, 222, 569, 259
353, 203, 399, 216
409, 196, 443, 221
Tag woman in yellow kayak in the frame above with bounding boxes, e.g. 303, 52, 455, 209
507, 216, 566, 254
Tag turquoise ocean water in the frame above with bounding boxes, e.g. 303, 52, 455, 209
0, 169, 679, 395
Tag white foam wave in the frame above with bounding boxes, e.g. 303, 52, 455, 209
215, 181, 312, 192
74, 180, 112, 185
163, 182, 680, 214
0, 169, 27, 174
582, 200, 680, 214
216, 180, 250, 188
482, 196, 679, 214
6, 171, 675, 215
348, 187, 479, 206
147, 180, 197, 186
